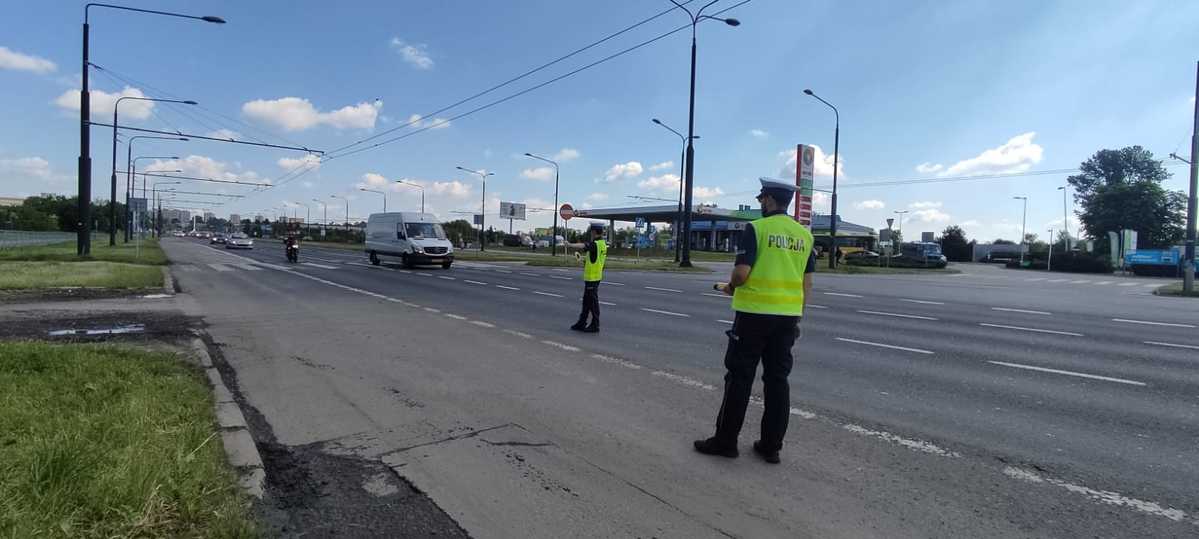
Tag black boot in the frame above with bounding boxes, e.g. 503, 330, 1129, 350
570, 320, 587, 331
582, 322, 599, 333
693, 437, 738, 458
752, 440, 780, 464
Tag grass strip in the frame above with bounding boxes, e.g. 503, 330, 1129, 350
0, 239, 167, 265
0, 342, 256, 538
0, 261, 163, 290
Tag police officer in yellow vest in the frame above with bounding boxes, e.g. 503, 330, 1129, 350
695, 179, 815, 464
567, 222, 608, 333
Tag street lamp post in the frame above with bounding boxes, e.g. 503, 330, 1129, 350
395, 180, 425, 213
125, 136, 186, 242
150, 180, 180, 236
312, 199, 327, 237
79, 3, 224, 255
667, 0, 739, 267
330, 195, 349, 240
524, 153, 560, 256
892, 210, 908, 248
457, 166, 494, 251
110, 96, 196, 245
803, 88, 840, 269
1014, 196, 1028, 265
1047, 227, 1054, 272
1057, 185, 1070, 250
359, 188, 387, 212
651, 119, 699, 262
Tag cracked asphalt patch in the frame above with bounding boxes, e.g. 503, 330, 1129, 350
202, 337, 470, 538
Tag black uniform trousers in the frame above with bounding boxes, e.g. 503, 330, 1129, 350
713, 311, 800, 451
577, 280, 601, 326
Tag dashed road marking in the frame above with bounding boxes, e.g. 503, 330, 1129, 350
606, 282, 626, 286
521, 272, 540, 277
1047, 279, 1069, 283
843, 424, 961, 458
835, 337, 935, 355
717, 319, 734, 324
979, 323, 1083, 337
549, 276, 572, 281
471, 321, 496, 328
991, 307, 1052, 315
899, 299, 945, 305
599, 301, 616, 306
1095, 281, 1112, 285
987, 360, 1146, 386
301, 262, 338, 270
438, 276, 455, 280
1002, 466, 1193, 524
1113, 318, 1195, 329
496, 285, 520, 291
805, 304, 828, 309
533, 291, 564, 298
423, 307, 441, 313
651, 370, 717, 391
444, 313, 467, 320
416, 272, 433, 277
702, 293, 728, 298
1144, 341, 1199, 351
589, 353, 642, 370
542, 340, 580, 352
824, 292, 863, 298
857, 310, 938, 321
1118, 282, 1138, 287
641, 307, 689, 317
503, 329, 533, 339
464, 279, 488, 285
235, 263, 262, 271
644, 286, 682, 293
1068, 280, 1091, 284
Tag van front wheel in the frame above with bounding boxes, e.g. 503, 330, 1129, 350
369, 252, 380, 266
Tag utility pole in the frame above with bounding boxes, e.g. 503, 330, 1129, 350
1014, 196, 1028, 265
1185, 61, 1199, 294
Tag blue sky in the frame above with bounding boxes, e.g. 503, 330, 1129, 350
1, 0, 1196, 241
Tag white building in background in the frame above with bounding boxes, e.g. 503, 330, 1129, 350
203, 211, 215, 222
230, 213, 241, 224
162, 209, 190, 225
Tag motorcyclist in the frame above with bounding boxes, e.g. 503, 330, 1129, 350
284, 234, 299, 261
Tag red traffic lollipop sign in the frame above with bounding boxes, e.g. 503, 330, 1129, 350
559, 203, 574, 221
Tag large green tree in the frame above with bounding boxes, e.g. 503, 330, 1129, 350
939, 225, 971, 261
1066, 146, 1185, 249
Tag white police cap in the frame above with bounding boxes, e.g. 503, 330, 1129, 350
758, 177, 800, 193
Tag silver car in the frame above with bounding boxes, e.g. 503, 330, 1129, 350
225, 233, 254, 249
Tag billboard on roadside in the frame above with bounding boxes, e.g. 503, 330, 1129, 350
499, 201, 526, 220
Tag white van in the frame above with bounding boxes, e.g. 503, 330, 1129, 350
365, 212, 454, 269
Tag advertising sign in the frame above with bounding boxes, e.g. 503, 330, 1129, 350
473, 214, 483, 226
499, 201, 526, 220
921, 231, 935, 242
791, 144, 816, 227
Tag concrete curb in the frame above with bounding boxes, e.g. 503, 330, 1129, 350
161, 266, 175, 295
190, 337, 265, 499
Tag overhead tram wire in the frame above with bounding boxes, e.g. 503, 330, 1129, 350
323, 0, 706, 158
323, 0, 753, 162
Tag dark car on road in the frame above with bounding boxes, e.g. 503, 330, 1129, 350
210, 234, 227, 245
844, 250, 881, 265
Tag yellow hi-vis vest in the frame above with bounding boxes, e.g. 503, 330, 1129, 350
732, 214, 814, 316
583, 239, 607, 282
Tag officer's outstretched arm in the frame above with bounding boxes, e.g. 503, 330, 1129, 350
721, 264, 752, 295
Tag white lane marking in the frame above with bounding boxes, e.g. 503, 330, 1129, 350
503, 329, 533, 339
991, 307, 1052, 315
987, 360, 1146, 386
1025, 278, 1047, 282
599, 301, 617, 306
464, 279, 488, 285
533, 291, 564, 298
835, 337, 934, 355
438, 276, 455, 280
790, 407, 818, 419
651, 370, 717, 391
1068, 280, 1091, 284
641, 307, 690, 317
702, 293, 728, 298
1113, 318, 1195, 329
824, 292, 863, 298
979, 323, 1083, 337
805, 304, 828, 309
644, 286, 682, 293
235, 263, 262, 271
1118, 282, 1138, 287
717, 319, 734, 324
398, 270, 413, 274
1002, 466, 1192, 524
589, 353, 642, 370
899, 299, 945, 305
857, 310, 939, 321
495, 269, 513, 274
1143, 283, 1160, 288
141, 293, 173, 299
521, 272, 540, 277
606, 282, 626, 286
541, 340, 580, 352
1094, 281, 1112, 285
423, 307, 441, 314
1144, 341, 1199, 351
843, 424, 961, 458
549, 275, 573, 281
416, 272, 433, 277
1047, 279, 1069, 283
496, 285, 521, 291
301, 262, 338, 270
471, 320, 496, 328
444, 313, 467, 320
208, 263, 234, 272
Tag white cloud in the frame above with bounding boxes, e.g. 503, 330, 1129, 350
405, 113, 451, 130
390, 37, 434, 70
909, 201, 942, 209
602, 161, 643, 183
959, 219, 981, 228
649, 161, 674, 172
912, 208, 951, 223
361, 172, 388, 187
206, 129, 241, 140
915, 162, 943, 174
693, 186, 725, 199
145, 155, 267, 184
919, 132, 1043, 178
242, 97, 381, 131
777, 145, 842, 180
854, 199, 885, 210
521, 167, 555, 181
749, 129, 769, 139
0, 156, 52, 179
585, 192, 609, 202
54, 86, 154, 121
553, 148, 580, 162
301, 181, 315, 189
0, 46, 56, 74
277, 154, 321, 172
637, 173, 679, 192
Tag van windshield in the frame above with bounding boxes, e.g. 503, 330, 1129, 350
405, 222, 446, 240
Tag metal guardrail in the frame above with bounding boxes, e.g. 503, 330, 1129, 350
0, 230, 76, 249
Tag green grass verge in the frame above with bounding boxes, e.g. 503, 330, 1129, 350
1153, 282, 1199, 297
525, 256, 711, 272
0, 342, 257, 538
0, 239, 167, 265
0, 261, 163, 290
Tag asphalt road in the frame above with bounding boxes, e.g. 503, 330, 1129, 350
166, 238, 1198, 538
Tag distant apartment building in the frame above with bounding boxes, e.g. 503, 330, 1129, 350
203, 211, 215, 222
230, 213, 241, 224
0, 196, 24, 207
162, 209, 191, 225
